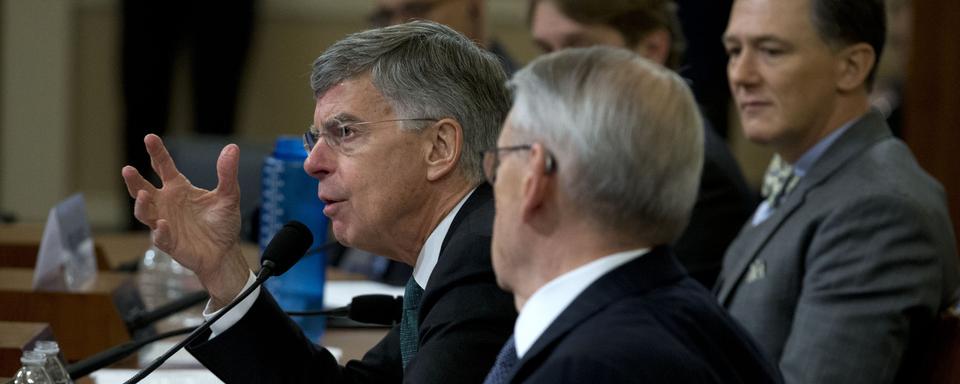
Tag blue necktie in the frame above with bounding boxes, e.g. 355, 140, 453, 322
400, 277, 424, 369
483, 336, 518, 384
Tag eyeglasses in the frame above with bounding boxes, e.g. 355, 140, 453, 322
367, 0, 453, 27
303, 118, 437, 154
481, 144, 556, 184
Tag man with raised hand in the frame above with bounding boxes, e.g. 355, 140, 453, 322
122, 21, 516, 383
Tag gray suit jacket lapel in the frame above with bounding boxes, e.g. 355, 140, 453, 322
717, 110, 891, 303
718, 187, 807, 303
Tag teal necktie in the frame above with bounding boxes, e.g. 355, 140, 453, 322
400, 277, 424, 369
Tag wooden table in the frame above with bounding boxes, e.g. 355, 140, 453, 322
0, 223, 265, 270
0, 268, 135, 361
0, 224, 384, 369
0, 321, 53, 377
323, 327, 390, 363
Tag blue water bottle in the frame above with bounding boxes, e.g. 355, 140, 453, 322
260, 136, 328, 342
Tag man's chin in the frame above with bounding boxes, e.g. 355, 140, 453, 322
742, 125, 778, 146
330, 223, 352, 247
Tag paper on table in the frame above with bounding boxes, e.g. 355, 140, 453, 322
90, 369, 222, 384
323, 280, 405, 309
91, 347, 344, 383
33, 193, 97, 291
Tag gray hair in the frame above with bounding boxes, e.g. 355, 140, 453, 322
310, 21, 511, 183
508, 46, 703, 243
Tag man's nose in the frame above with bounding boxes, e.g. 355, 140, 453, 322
304, 142, 335, 180
728, 50, 760, 88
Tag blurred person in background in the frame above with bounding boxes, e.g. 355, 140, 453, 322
526, 0, 757, 288
369, 0, 517, 74
717, 0, 959, 382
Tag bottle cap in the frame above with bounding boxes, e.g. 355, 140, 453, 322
20, 350, 45, 364
34, 341, 60, 354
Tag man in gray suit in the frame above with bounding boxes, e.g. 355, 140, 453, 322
716, 0, 960, 383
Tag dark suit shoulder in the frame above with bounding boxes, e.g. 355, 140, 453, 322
511, 249, 781, 383
404, 184, 517, 383
527, 277, 780, 384
675, 125, 756, 287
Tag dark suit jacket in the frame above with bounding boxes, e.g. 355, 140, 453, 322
506, 247, 782, 383
675, 124, 757, 287
716, 110, 960, 383
187, 184, 517, 383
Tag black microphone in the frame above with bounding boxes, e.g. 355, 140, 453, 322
286, 294, 403, 326
124, 290, 210, 332
350, 294, 403, 325
258, 220, 313, 278
124, 221, 313, 384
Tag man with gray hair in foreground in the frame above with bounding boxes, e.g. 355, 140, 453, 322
480, 46, 781, 383
122, 21, 516, 383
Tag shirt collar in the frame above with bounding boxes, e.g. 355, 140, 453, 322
412, 187, 476, 289
791, 115, 862, 177
513, 247, 649, 359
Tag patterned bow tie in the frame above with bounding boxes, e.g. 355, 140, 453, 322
761, 154, 799, 209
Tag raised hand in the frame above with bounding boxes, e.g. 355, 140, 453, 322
121, 134, 250, 308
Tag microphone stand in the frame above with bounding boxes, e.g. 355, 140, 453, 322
123, 263, 278, 384
125, 291, 210, 332
68, 327, 195, 380
69, 298, 378, 380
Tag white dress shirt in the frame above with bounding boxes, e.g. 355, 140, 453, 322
203, 188, 476, 338
412, 188, 474, 288
513, 248, 649, 358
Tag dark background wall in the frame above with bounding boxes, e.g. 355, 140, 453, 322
904, 0, 960, 245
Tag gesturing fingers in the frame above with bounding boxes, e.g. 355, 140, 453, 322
133, 189, 159, 229
152, 219, 174, 253
121, 165, 155, 199
144, 134, 183, 183
215, 144, 241, 199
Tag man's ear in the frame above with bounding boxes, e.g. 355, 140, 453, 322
520, 143, 555, 223
425, 118, 463, 181
631, 28, 671, 67
836, 42, 876, 92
